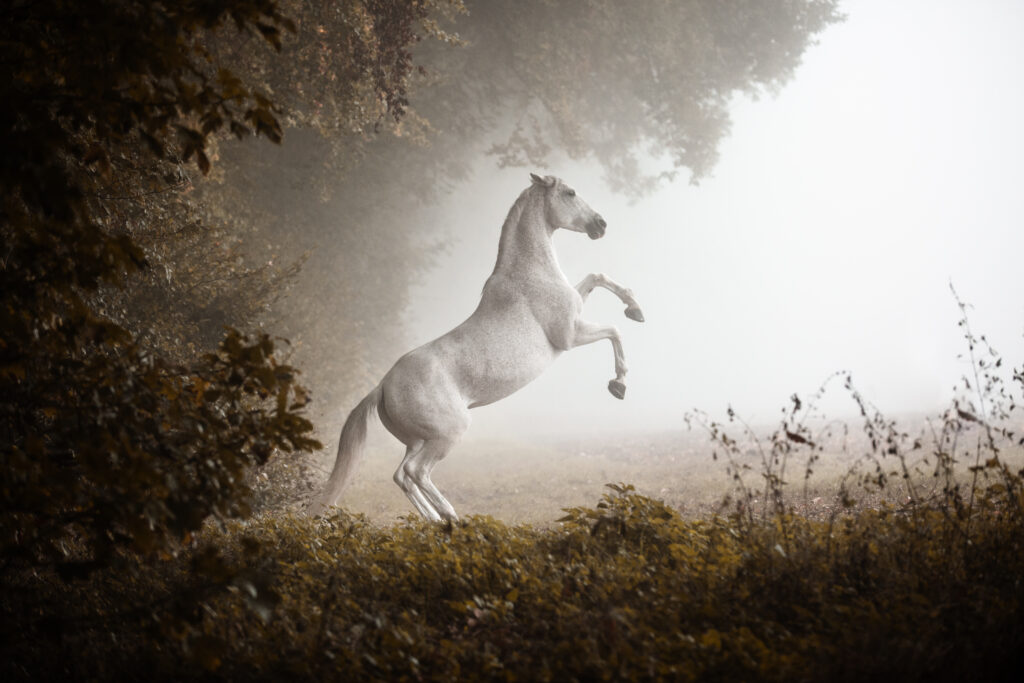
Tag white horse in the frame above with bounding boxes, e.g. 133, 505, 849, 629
310, 174, 644, 521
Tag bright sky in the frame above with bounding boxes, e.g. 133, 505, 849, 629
406, 0, 1024, 436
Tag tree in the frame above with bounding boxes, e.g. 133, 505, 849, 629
0, 3, 466, 666
437, 0, 843, 192
0, 0, 324, 572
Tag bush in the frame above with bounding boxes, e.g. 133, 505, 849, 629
2, 468, 1022, 681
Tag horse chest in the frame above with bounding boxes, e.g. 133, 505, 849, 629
477, 274, 581, 350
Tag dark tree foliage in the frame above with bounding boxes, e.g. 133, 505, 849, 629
217, 0, 460, 135
0, 0, 325, 573
84, 0, 459, 415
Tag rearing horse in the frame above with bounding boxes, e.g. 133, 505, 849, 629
310, 174, 644, 521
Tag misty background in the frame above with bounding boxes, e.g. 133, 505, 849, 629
398, 0, 1024, 438
151, 0, 1024, 513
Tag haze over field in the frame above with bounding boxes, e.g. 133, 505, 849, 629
400, 0, 1024, 438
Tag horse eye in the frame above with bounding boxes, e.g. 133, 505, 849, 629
566, 189, 576, 197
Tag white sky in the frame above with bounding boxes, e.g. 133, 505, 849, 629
405, 0, 1024, 436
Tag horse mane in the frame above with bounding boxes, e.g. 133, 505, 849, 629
490, 185, 536, 277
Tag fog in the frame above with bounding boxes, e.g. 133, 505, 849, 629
396, 0, 1024, 438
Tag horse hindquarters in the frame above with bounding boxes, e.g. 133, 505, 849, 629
376, 351, 471, 521
377, 348, 472, 444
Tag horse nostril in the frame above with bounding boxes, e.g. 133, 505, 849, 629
597, 217, 607, 229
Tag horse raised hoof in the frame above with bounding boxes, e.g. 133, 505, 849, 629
624, 306, 645, 322
608, 379, 626, 399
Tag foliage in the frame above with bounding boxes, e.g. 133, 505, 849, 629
77, 0, 456, 364
0, 329, 319, 573
73, 0, 468, 418
0, 0, 326, 574
1, 0, 292, 205
216, 0, 464, 141
3, 476, 1022, 680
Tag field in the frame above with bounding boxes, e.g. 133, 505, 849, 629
308, 429, 737, 523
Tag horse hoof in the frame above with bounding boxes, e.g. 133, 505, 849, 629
608, 379, 626, 399
625, 306, 645, 322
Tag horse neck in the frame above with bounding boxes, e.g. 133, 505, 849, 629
491, 189, 561, 278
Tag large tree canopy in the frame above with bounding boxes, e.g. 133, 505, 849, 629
471, 0, 842, 191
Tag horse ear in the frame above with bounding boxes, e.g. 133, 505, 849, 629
529, 173, 546, 186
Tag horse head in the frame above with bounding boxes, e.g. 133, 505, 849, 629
530, 173, 607, 239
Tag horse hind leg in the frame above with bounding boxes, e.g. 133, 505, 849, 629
394, 441, 443, 521
403, 437, 460, 522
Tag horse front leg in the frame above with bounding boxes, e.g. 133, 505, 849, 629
575, 272, 645, 322
571, 319, 629, 399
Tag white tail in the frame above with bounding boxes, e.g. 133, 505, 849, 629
308, 385, 381, 516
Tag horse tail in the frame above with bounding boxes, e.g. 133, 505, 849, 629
308, 384, 382, 516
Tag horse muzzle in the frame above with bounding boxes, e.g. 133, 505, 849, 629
586, 216, 607, 240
